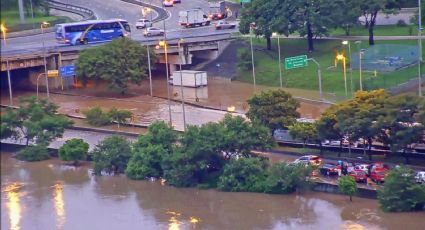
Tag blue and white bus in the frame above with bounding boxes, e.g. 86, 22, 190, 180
55, 19, 131, 45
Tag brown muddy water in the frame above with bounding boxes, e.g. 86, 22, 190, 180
2, 153, 425, 230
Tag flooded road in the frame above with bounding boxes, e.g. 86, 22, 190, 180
2, 153, 425, 230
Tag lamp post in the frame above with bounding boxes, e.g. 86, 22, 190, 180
342, 40, 353, 96
147, 44, 153, 96
178, 39, 187, 131
41, 22, 50, 100
336, 54, 348, 97
308, 58, 323, 101
158, 40, 173, 127
6, 59, 13, 105
1, 24, 7, 44
249, 22, 256, 92
273, 32, 283, 88
418, 0, 422, 96
355, 41, 364, 91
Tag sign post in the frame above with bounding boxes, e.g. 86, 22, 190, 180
285, 55, 308, 70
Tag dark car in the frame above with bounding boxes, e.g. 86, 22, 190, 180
319, 163, 339, 176
208, 12, 227, 20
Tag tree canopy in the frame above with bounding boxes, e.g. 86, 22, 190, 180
247, 89, 300, 133
76, 38, 156, 94
339, 176, 358, 201
59, 138, 89, 165
92, 135, 132, 175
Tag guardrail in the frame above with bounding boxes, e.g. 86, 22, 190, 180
48, 0, 96, 20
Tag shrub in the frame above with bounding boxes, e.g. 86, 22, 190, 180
107, 107, 132, 128
59, 138, 89, 165
237, 48, 252, 71
264, 162, 312, 194
126, 144, 168, 179
396, 19, 407, 27
339, 176, 358, 201
91, 135, 132, 175
16, 145, 50, 161
83, 106, 110, 126
217, 157, 268, 192
378, 166, 425, 212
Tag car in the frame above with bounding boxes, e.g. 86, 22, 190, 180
208, 12, 227, 20
370, 168, 388, 183
348, 169, 368, 183
293, 155, 322, 167
354, 164, 369, 175
415, 171, 425, 184
163, 0, 173, 7
143, 27, 164, 37
135, 19, 152, 29
319, 163, 339, 176
215, 21, 236, 30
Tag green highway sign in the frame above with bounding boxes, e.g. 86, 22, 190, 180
240, 0, 251, 3
285, 55, 308, 70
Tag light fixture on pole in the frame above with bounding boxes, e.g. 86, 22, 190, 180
158, 40, 173, 127
1, 24, 7, 44
41, 21, 50, 100
336, 54, 348, 97
342, 40, 353, 96
273, 32, 283, 88
147, 44, 153, 97
249, 22, 257, 92
178, 38, 187, 131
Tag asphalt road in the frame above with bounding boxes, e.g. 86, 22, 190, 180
1, 0, 237, 56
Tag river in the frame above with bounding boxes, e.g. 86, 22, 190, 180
2, 152, 425, 230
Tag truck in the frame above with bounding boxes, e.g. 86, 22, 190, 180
170, 70, 207, 87
179, 9, 211, 28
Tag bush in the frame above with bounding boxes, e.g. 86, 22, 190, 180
378, 166, 425, 212
91, 135, 132, 175
339, 176, 358, 201
59, 138, 89, 165
126, 144, 168, 179
264, 162, 312, 194
396, 19, 407, 27
237, 48, 252, 71
107, 107, 132, 128
83, 106, 110, 126
16, 145, 50, 162
217, 157, 268, 192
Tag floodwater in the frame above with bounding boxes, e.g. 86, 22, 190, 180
1, 77, 330, 131
2, 153, 425, 230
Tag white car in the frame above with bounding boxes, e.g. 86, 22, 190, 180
415, 171, 425, 184
135, 19, 152, 29
215, 21, 236, 30
354, 164, 369, 175
143, 27, 164, 37
293, 155, 322, 166
163, 0, 173, 7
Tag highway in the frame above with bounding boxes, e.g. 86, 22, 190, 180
1, 0, 238, 56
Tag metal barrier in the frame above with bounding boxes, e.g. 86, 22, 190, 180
47, 0, 96, 20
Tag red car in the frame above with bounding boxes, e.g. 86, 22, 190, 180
370, 169, 388, 183
348, 170, 368, 183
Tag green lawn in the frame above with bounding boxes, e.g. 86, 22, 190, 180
0, 9, 71, 32
330, 25, 420, 36
236, 38, 424, 102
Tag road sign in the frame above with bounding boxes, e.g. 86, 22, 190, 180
240, 0, 251, 3
59, 65, 75, 77
47, 70, 59, 77
285, 55, 308, 70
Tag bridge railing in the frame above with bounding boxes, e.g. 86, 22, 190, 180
47, 0, 96, 20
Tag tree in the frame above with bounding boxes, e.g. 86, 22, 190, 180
288, 122, 318, 148
376, 94, 425, 162
339, 176, 358, 201
107, 107, 132, 128
316, 105, 345, 156
239, 0, 278, 50
126, 144, 168, 179
378, 166, 425, 212
76, 38, 156, 94
83, 106, 110, 127
16, 145, 50, 162
59, 138, 89, 166
330, 0, 362, 35
0, 96, 73, 146
246, 89, 300, 133
133, 121, 177, 152
264, 162, 312, 194
217, 157, 268, 192
91, 135, 132, 175
358, 0, 404, 45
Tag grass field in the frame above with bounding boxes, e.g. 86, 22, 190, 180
330, 25, 420, 36
0, 9, 70, 31
236, 38, 424, 101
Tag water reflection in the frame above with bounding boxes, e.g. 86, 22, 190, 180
53, 181, 65, 229
3, 183, 23, 230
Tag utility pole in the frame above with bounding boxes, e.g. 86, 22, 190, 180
418, 0, 423, 96
18, 0, 25, 24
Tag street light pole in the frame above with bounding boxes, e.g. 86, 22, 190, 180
418, 0, 422, 96
277, 35, 283, 88
355, 41, 364, 91
6, 59, 13, 105
41, 22, 50, 100
336, 54, 348, 97
160, 17, 172, 127
178, 39, 187, 131
147, 45, 153, 97
308, 58, 323, 101
249, 22, 256, 92
343, 40, 353, 96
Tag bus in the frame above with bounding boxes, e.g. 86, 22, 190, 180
55, 19, 131, 46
